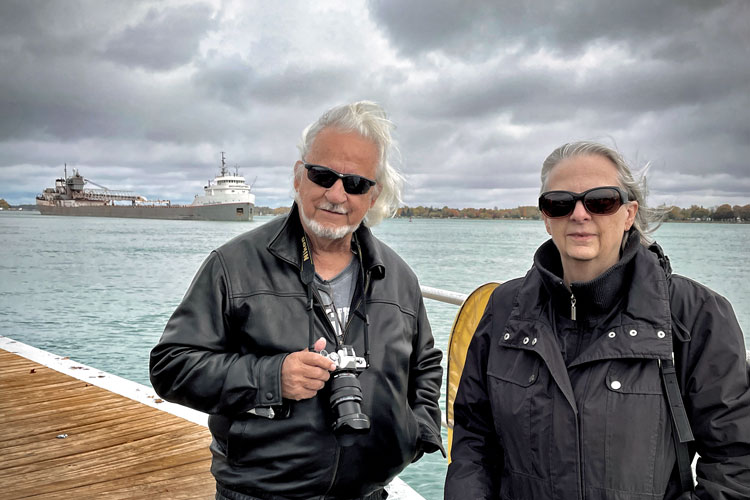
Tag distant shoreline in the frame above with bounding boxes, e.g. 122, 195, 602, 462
1, 209, 746, 224
393, 216, 747, 224
2, 203, 747, 224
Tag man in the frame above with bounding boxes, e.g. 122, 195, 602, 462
150, 101, 444, 500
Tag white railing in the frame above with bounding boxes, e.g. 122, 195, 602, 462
420, 285, 468, 306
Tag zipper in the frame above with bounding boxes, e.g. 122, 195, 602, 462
341, 296, 361, 346
324, 444, 342, 495
575, 362, 596, 500
576, 415, 585, 499
570, 292, 577, 321
323, 274, 370, 496
309, 289, 342, 497
311, 286, 339, 346
342, 270, 371, 346
324, 271, 370, 496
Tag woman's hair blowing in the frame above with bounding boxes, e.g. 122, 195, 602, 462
541, 141, 665, 244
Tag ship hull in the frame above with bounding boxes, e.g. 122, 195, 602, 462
36, 202, 254, 221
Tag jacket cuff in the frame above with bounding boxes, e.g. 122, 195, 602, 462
419, 425, 446, 458
253, 353, 289, 408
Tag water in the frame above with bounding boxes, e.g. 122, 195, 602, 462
1, 212, 748, 499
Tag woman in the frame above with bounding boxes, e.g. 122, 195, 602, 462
445, 142, 750, 499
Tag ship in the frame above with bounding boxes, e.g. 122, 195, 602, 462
36, 153, 255, 221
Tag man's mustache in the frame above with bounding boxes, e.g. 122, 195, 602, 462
317, 202, 348, 215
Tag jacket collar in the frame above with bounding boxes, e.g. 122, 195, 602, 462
267, 202, 386, 280
503, 233, 674, 412
534, 229, 641, 320
518, 230, 672, 330
507, 230, 674, 362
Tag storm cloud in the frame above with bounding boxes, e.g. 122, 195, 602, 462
1, 0, 748, 209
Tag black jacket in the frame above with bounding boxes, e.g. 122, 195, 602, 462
446, 232, 750, 500
150, 205, 444, 499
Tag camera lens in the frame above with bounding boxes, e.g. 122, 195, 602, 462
329, 371, 370, 439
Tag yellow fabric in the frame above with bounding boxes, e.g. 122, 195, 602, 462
446, 282, 500, 463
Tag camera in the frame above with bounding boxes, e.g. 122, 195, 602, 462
320, 345, 370, 441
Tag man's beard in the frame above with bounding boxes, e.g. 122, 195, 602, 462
296, 196, 362, 240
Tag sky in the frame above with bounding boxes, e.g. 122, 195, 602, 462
1, 0, 749, 209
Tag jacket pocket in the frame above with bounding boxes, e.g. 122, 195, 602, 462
225, 418, 248, 465
487, 348, 543, 478
601, 359, 671, 495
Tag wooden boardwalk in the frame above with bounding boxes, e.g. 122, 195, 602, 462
0, 349, 215, 499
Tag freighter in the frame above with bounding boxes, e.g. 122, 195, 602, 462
36, 153, 255, 221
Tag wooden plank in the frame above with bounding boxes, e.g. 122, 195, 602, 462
6, 436, 212, 498
0, 349, 215, 499
1, 406, 160, 446
0, 392, 136, 421
2, 414, 199, 466
0, 384, 122, 408
28, 461, 214, 500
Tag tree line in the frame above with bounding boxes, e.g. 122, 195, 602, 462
664, 204, 750, 221
397, 205, 541, 219
254, 203, 750, 221
397, 203, 750, 221
2, 200, 745, 221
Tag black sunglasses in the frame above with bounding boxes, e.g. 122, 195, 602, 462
304, 164, 376, 195
538, 186, 629, 218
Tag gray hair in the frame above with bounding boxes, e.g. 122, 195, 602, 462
541, 141, 665, 245
295, 101, 404, 227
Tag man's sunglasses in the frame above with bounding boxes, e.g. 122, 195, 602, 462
538, 186, 629, 218
304, 164, 376, 195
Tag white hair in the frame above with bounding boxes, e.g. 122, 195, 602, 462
295, 101, 404, 226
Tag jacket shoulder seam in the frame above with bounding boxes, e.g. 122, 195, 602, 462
212, 250, 234, 312
233, 290, 307, 299
367, 298, 418, 318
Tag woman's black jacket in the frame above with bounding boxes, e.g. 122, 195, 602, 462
446, 235, 750, 500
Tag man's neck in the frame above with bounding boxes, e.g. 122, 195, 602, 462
306, 231, 355, 280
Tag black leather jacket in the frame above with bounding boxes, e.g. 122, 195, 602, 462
150, 205, 444, 499
446, 232, 750, 500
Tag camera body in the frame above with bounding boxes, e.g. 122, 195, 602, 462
321, 345, 367, 372
320, 345, 370, 442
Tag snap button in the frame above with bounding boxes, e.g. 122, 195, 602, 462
531, 338, 538, 346
657, 330, 666, 339
629, 329, 637, 336
608, 331, 616, 338
503, 333, 510, 341
265, 392, 274, 400
611, 380, 622, 390
522, 337, 530, 345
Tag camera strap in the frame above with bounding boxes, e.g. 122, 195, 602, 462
299, 233, 370, 365
299, 234, 317, 352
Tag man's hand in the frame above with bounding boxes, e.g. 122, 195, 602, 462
281, 337, 335, 400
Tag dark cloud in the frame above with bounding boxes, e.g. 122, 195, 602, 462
192, 56, 358, 109
0, 1, 112, 58
103, 5, 217, 71
368, 0, 734, 59
0, 0, 748, 209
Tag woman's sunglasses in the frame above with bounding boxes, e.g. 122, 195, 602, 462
538, 186, 629, 218
304, 164, 376, 195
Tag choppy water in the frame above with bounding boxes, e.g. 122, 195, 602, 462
1, 212, 748, 499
